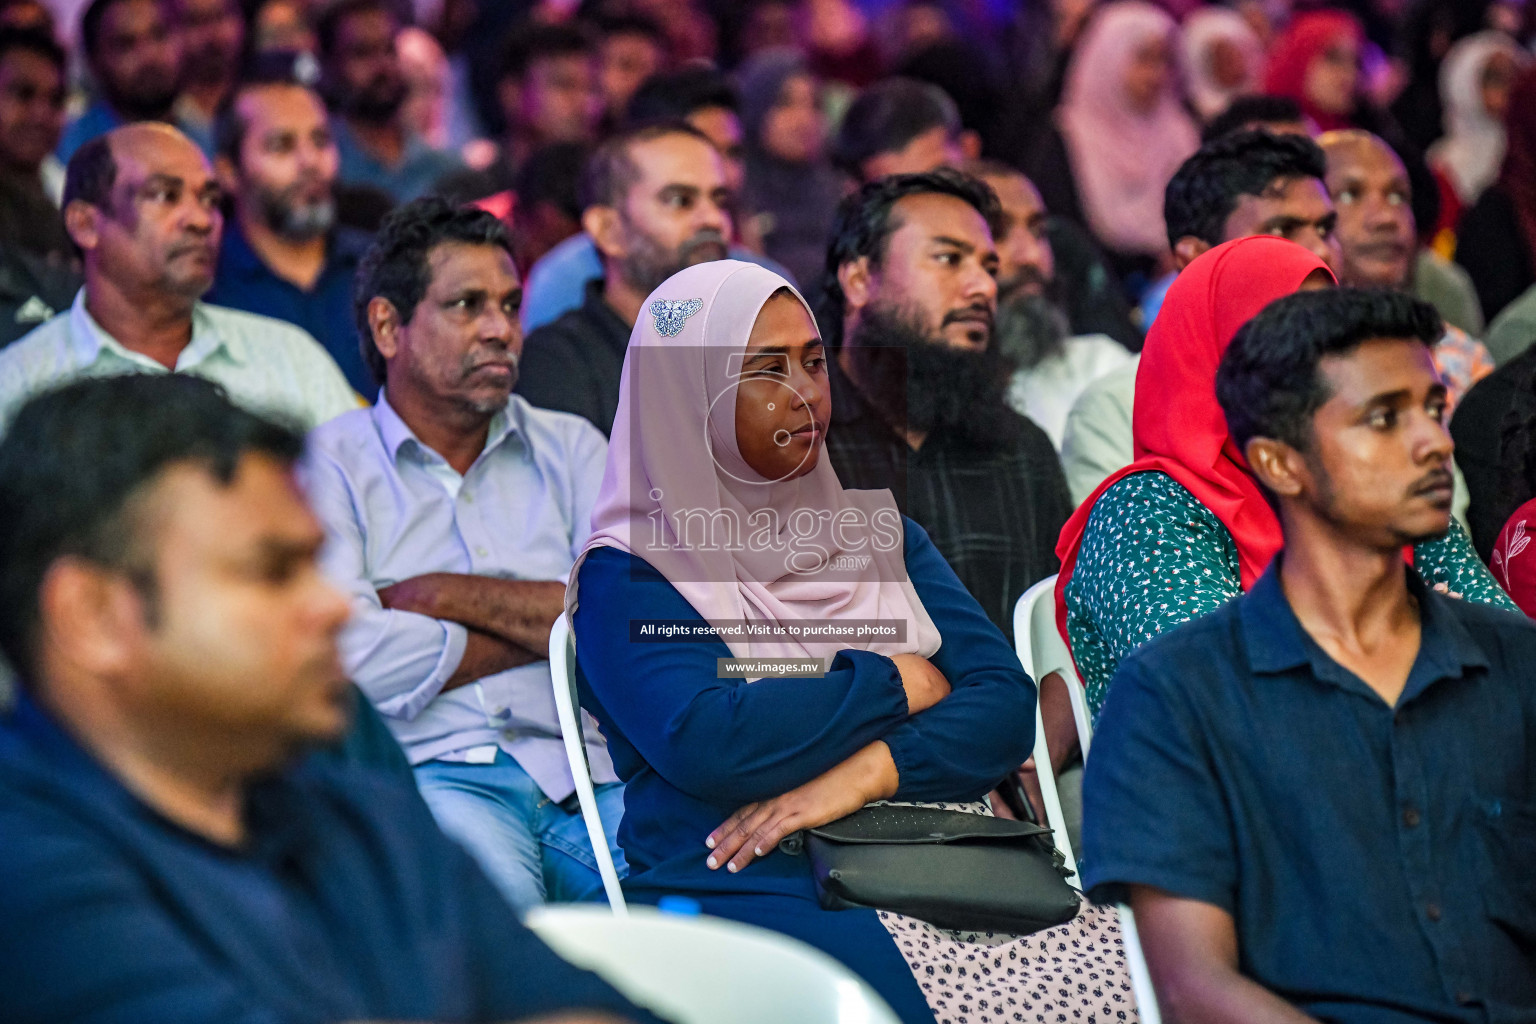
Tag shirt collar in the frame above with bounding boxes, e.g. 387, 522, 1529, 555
371, 388, 523, 466
67, 288, 246, 369
1241, 558, 1491, 704
221, 220, 369, 280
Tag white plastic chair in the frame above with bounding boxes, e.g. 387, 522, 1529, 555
527, 904, 902, 1024
548, 612, 628, 913
1012, 577, 1161, 1023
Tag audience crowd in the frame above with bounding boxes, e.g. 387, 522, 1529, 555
1, 0, 1535, 1021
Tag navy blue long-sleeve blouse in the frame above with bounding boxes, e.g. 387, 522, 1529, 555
572, 517, 1037, 900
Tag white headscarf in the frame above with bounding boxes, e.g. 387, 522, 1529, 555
1182, 6, 1265, 122
1429, 31, 1529, 206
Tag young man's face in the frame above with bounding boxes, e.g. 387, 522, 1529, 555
0, 46, 64, 172
1300, 338, 1453, 548
172, 0, 243, 88
598, 31, 661, 121
857, 192, 999, 351
606, 133, 731, 296
384, 241, 524, 418
328, 7, 406, 122
76, 128, 223, 300
93, 0, 181, 116
518, 52, 600, 144
120, 455, 352, 755
1222, 175, 1341, 270
230, 84, 338, 240
684, 104, 745, 194
1323, 134, 1414, 290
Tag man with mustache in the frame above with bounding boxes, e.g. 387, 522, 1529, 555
516, 121, 731, 436
969, 159, 1133, 451
317, 0, 460, 204
821, 168, 1072, 642
56, 0, 182, 163
166, 0, 243, 155
303, 197, 625, 910
1085, 287, 1536, 1022
206, 61, 377, 397
0, 122, 357, 433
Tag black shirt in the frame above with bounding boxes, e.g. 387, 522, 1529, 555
1084, 563, 1536, 1023
824, 359, 1071, 641
1450, 345, 1536, 560
516, 278, 632, 437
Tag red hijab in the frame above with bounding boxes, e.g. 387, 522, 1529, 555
1264, 9, 1364, 132
1054, 237, 1335, 646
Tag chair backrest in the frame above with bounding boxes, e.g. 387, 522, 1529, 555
526, 904, 902, 1024
1011, 575, 1081, 885
548, 613, 628, 913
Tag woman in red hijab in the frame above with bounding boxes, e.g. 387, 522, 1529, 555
1055, 236, 1514, 721
1264, 9, 1366, 133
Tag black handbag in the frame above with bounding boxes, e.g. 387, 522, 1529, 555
779, 805, 1082, 935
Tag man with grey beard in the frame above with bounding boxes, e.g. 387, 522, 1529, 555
970, 161, 1132, 451
516, 121, 732, 435
207, 64, 377, 396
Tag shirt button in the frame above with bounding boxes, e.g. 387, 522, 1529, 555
1402, 806, 1421, 828
1456, 991, 1475, 1006
1426, 902, 1442, 922
475, 545, 489, 557
462, 492, 474, 504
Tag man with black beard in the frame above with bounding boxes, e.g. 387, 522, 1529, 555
208, 64, 377, 396
516, 122, 731, 436
970, 160, 1132, 451
167, 0, 243, 155
57, 0, 183, 163
317, 0, 460, 204
820, 169, 1072, 642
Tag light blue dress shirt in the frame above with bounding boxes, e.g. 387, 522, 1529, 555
301, 392, 617, 802
333, 120, 463, 204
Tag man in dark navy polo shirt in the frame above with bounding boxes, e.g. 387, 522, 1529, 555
207, 64, 376, 398
1083, 288, 1536, 1023
0, 374, 662, 1024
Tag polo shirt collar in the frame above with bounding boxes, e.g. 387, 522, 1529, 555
1241, 558, 1490, 704
371, 388, 523, 466
67, 289, 246, 369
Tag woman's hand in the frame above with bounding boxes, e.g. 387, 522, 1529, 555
891, 653, 951, 714
705, 741, 899, 873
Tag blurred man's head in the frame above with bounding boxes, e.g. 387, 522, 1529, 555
248, 0, 315, 56
593, 14, 664, 125
0, 26, 65, 174
356, 197, 523, 419
1218, 288, 1451, 549
830, 77, 963, 182
580, 121, 731, 308
969, 159, 1071, 371
826, 169, 1016, 445
626, 66, 743, 192
168, 0, 243, 94
1200, 93, 1309, 143
1319, 130, 1415, 291
64, 123, 223, 301
317, 0, 405, 126
80, 0, 181, 120
1165, 128, 1339, 271
511, 140, 585, 272
216, 72, 338, 241
496, 21, 599, 150
0, 374, 351, 767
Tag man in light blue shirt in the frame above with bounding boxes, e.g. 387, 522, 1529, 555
302, 196, 623, 910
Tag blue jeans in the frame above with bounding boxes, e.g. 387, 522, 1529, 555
414, 751, 627, 911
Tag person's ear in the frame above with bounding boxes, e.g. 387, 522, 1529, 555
64, 200, 103, 253
958, 129, 982, 161
1244, 436, 1307, 499
583, 204, 625, 261
367, 297, 404, 361
1172, 236, 1209, 271
837, 255, 873, 315
37, 558, 150, 681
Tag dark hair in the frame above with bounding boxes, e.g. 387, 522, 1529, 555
214, 51, 325, 163
62, 133, 117, 211
591, 12, 663, 45
79, 0, 138, 62
578, 119, 711, 211
829, 77, 960, 180
1495, 355, 1536, 540
353, 196, 515, 385
1216, 288, 1444, 454
1165, 129, 1328, 248
515, 141, 588, 222
0, 374, 304, 685
497, 20, 593, 85
625, 66, 737, 125
315, 0, 403, 59
1200, 94, 1306, 144
818, 168, 1003, 346
0, 24, 64, 73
